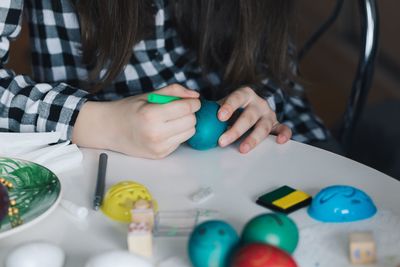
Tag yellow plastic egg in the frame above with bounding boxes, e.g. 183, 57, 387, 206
101, 181, 157, 222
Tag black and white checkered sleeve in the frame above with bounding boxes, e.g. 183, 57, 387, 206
281, 80, 329, 143
251, 78, 329, 143
249, 78, 286, 123
0, 0, 89, 141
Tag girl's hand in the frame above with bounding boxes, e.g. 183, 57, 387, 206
73, 84, 200, 159
217, 87, 292, 153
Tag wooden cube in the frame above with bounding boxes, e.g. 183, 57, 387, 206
131, 199, 155, 228
349, 232, 376, 264
127, 222, 153, 258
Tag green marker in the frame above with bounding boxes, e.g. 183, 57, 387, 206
147, 93, 181, 104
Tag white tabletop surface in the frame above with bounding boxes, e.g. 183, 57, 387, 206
1, 136, 399, 267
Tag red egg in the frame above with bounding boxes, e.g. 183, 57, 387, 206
230, 243, 298, 267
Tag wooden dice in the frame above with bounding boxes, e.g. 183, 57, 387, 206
127, 199, 155, 258
349, 232, 376, 264
127, 221, 153, 258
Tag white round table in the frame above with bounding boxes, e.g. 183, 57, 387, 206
1, 137, 399, 267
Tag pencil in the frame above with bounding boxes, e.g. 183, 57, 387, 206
93, 153, 108, 211
147, 93, 181, 104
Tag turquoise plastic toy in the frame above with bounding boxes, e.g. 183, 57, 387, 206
241, 213, 299, 254
188, 220, 239, 267
308, 185, 377, 223
187, 99, 228, 150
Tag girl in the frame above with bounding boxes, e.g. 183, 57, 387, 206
0, 0, 329, 159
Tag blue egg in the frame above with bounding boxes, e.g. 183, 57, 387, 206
187, 99, 228, 150
308, 185, 377, 223
188, 220, 239, 267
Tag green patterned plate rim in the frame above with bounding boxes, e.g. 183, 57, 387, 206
0, 157, 62, 239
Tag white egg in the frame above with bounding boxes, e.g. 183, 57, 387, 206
5, 241, 65, 267
85, 251, 155, 267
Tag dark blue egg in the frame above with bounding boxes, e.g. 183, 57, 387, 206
188, 220, 239, 267
187, 99, 228, 150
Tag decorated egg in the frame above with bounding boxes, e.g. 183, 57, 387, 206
101, 181, 157, 222
5, 242, 65, 267
308, 185, 377, 222
0, 183, 10, 222
187, 99, 228, 150
188, 220, 239, 267
230, 243, 298, 267
241, 213, 299, 254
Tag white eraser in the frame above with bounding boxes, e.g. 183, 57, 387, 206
190, 187, 214, 203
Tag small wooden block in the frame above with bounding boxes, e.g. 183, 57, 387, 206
349, 232, 376, 264
127, 222, 153, 258
131, 200, 155, 228
134, 199, 151, 209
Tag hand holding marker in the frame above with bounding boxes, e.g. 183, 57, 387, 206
148, 93, 228, 150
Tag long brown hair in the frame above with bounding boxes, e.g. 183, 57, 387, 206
75, 0, 293, 95
75, 0, 153, 91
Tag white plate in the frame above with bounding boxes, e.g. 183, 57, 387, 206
0, 157, 62, 239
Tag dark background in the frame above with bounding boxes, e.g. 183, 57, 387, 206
295, 0, 400, 180
6, 1, 400, 179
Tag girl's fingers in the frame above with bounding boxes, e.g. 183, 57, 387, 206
167, 127, 196, 146
163, 114, 197, 138
147, 98, 201, 122
271, 123, 292, 144
218, 88, 252, 122
146, 118, 196, 159
218, 105, 261, 147
143, 83, 200, 122
155, 84, 200, 99
238, 118, 274, 153
238, 121, 291, 153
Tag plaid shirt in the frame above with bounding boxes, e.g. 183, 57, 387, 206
0, 0, 328, 143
